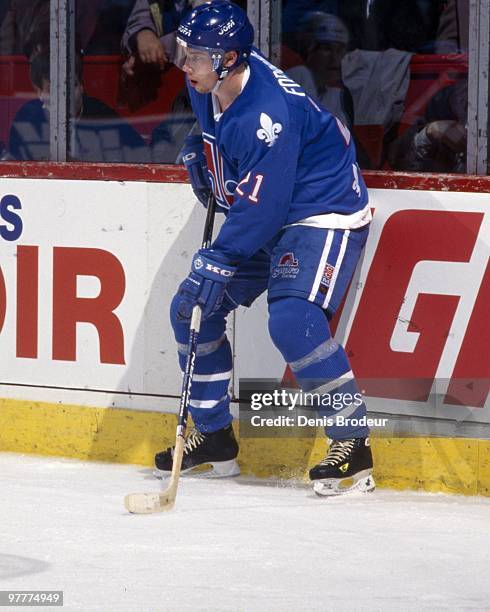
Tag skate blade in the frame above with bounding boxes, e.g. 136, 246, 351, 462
153, 459, 240, 480
313, 469, 375, 497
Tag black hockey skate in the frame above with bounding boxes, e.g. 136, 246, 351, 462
309, 437, 375, 497
154, 425, 240, 479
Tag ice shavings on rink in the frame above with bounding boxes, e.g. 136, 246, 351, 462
1, 453, 489, 611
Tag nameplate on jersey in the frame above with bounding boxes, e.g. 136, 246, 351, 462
251, 51, 305, 97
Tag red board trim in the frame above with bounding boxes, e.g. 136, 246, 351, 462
0, 162, 490, 193
0, 162, 188, 183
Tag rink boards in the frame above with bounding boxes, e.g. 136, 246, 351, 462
0, 177, 489, 495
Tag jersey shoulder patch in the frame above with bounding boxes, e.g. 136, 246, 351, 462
256, 112, 283, 147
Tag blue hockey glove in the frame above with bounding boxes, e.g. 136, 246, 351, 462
182, 135, 212, 208
177, 249, 237, 321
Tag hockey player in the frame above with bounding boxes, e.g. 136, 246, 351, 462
155, 0, 375, 496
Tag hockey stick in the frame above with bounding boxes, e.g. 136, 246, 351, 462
124, 193, 217, 514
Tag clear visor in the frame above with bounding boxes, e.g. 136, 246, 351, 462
175, 37, 224, 75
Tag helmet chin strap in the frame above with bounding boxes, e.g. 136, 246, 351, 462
212, 67, 229, 93
212, 54, 234, 93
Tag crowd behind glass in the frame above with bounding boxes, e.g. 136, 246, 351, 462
0, 0, 471, 174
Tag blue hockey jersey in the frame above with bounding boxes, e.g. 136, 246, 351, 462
187, 49, 370, 263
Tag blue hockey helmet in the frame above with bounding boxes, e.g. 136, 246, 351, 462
176, 1, 254, 78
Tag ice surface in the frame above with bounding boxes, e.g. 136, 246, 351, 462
1, 453, 489, 611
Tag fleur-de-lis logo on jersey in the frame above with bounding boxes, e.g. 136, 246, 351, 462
256, 113, 282, 147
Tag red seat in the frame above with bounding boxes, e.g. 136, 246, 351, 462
399, 53, 468, 135
0, 55, 36, 146
82, 55, 186, 141
353, 54, 468, 168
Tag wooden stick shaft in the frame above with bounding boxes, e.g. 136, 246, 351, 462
124, 196, 217, 513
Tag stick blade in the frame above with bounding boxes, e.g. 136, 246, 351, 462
124, 437, 184, 514
124, 491, 176, 514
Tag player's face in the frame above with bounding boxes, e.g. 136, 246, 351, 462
182, 48, 219, 93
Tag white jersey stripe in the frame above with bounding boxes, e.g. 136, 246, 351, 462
323, 230, 350, 310
189, 394, 228, 409
309, 370, 355, 395
193, 371, 232, 383
284, 203, 371, 231
308, 230, 334, 302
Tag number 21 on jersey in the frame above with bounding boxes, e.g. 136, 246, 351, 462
236, 172, 264, 204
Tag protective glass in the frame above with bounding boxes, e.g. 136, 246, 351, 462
279, 4, 471, 173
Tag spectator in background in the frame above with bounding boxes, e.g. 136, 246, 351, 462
119, 1, 248, 103
0, 0, 132, 57
282, 1, 447, 56
8, 52, 149, 162
281, 0, 339, 55
119, 1, 249, 106
387, 78, 467, 173
287, 12, 354, 128
119, 0, 208, 111
120, 0, 221, 158
0, 0, 50, 57
121, 0, 248, 74
340, 0, 447, 54
435, 0, 469, 54
121, 0, 190, 76
82, 0, 135, 55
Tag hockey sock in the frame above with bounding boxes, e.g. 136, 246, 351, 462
170, 293, 233, 433
268, 296, 368, 439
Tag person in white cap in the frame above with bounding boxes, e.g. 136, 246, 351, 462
287, 12, 353, 128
